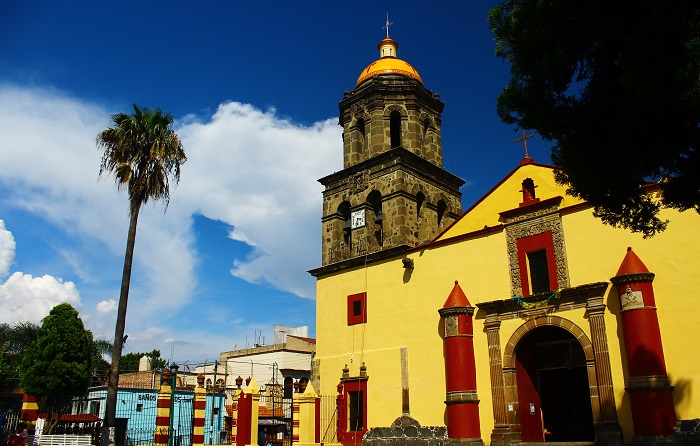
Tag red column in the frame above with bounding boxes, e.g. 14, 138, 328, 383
336, 383, 346, 444
315, 397, 321, 443
611, 247, 675, 438
236, 393, 252, 446
438, 281, 482, 441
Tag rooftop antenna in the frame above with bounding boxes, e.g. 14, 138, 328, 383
383, 13, 393, 38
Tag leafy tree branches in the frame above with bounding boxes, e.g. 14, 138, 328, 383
119, 350, 167, 374
0, 322, 38, 390
19, 304, 93, 423
489, 0, 700, 236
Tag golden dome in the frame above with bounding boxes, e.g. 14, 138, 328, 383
356, 37, 423, 86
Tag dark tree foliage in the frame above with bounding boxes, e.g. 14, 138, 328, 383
19, 304, 93, 427
119, 350, 167, 374
0, 322, 39, 390
489, 1, 700, 236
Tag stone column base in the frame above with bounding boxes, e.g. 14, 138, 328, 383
595, 421, 624, 445
674, 418, 700, 445
631, 435, 678, 445
489, 425, 519, 446
445, 438, 484, 446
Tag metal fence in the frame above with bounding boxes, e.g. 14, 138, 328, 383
318, 394, 338, 444
71, 386, 226, 446
256, 392, 292, 446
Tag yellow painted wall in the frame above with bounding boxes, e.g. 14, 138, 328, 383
316, 230, 508, 432
439, 163, 584, 238
315, 161, 700, 444
561, 203, 700, 422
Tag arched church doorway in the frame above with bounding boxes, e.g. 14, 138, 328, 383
515, 325, 594, 442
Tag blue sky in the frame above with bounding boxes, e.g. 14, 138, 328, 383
0, 1, 551, 363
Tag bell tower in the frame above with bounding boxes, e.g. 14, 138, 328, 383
318, 32, 464, 267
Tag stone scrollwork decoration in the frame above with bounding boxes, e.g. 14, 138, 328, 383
349, 170, 369, 195
504, 206, 570, 297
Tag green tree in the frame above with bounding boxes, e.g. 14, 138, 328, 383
119, 350, 167, 373
489, 1, 700, 236
19, 304, 93, 433
0, 321, 39, 390
96, 104, 186, 437
92, 339, 113, 386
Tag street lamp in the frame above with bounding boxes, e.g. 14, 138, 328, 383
168, 364, 179, 446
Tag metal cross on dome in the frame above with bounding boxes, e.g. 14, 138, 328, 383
383, 14, 393, 37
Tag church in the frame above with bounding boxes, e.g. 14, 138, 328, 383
309, 31, 700, 446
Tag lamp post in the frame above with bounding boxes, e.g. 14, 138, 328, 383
168, 364, 179, 446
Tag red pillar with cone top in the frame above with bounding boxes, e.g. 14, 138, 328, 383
438, 281, 482, 444
611, 247, 676, 439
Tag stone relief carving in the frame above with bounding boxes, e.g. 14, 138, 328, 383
349, 170, 369, 195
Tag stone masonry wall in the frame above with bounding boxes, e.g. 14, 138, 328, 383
363, 416, 447, 446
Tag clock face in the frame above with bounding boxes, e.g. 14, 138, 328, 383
351, 209, 366, 229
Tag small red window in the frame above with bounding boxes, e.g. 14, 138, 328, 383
347, 292, 367, 325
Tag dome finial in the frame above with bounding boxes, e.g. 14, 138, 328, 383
383, 13, 393, 38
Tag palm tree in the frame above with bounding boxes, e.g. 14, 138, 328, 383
97, 104, 186, 442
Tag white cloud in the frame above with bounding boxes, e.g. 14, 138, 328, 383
0, 220, 15, 278
96, 299, 117, 314
175, 102, 340, 298
0, 84, 340, 355
0, 222, 82, 325
0, 272, 81, 324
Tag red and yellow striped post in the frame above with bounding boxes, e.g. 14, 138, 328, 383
192, 375, 206, 446
230, 386, 242, 446
20, 394, 38, 422
292, 398, 299, 444
20, 393, 38, 433
293, 382, 320, 446
154, 371, 172, 446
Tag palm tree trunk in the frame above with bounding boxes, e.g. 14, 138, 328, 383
102, 204, 140, 446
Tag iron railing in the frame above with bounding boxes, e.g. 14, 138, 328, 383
327, 233, 386, 263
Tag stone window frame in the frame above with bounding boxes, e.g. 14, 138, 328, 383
502, 197, 570, 298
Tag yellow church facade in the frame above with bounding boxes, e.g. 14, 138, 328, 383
311, 33, 700, 446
